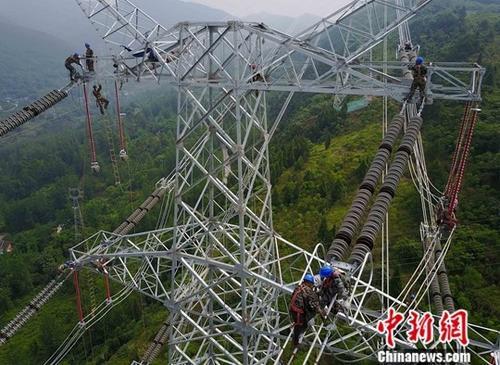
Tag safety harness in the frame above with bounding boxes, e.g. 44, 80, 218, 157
290, 284, 306, 325
412, 65, 427, 80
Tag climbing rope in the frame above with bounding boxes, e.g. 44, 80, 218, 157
102, 115, 122, 186
114, 80, 128, 160
82, 83, 100, 173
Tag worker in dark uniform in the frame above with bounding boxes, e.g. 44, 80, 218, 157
289, 273, 326, 347
92, 84, 109, 115
23, 105, 39, 116
248, 64, 265, 96
405, 56, 427, 103
147, 48, 159, 63
250, 64, 265, 83
436, 196, 458, 230
85, 43, 95, 72
318, 265, 347, 311
65, 53, 82, 82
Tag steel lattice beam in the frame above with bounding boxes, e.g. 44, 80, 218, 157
70, 229, 500, 363
75, 0, 484, 102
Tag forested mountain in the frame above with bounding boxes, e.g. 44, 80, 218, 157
0, 0, 231, 99
0, 0, 498, 364
0, 20, 69, 99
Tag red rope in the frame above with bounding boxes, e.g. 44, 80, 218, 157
104, 273, 112, 304
72, 270, 85, 323
83, 83, 98, 164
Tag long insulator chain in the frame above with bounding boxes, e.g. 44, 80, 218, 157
447, 103, 480, 215
0, 89, 68, 138
429, 103, 480, 314
424, 235, 444, 314
434, 241, 455, 312
141, 321, 169, 364
349, 115, 424, 266
444, 102, 472, 197
114, 80, 128, 161
113, 186, 166, 235
0, 185, 168, 347
82, 83, 100, 173
0, 273, 67, 346
326, 114, 406, 262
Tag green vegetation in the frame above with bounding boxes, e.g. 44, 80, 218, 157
0, 20, 69, 100
0, 1, 498, 363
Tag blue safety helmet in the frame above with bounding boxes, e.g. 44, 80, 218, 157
416, 56, 424, 65
303, 273, 315, 284
319, 265, 334, 279
85, 43, 90, 48
73, 53, 79, 58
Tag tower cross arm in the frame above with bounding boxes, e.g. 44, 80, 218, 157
295, 0, 433, 63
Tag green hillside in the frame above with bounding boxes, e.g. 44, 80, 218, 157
0, 20, 70, 100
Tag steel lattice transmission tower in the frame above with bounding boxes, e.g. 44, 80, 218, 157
166, 40, 281, 363
66, 1, 498, 364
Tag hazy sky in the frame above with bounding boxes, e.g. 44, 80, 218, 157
185, 0, 352, 17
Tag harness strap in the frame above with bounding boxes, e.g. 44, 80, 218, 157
290, 285, 305, 315
290, 286, 304, 327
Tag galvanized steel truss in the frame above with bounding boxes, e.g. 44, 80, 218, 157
67, 0, 498, 364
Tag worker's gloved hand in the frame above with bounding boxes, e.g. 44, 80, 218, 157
338, 298, 351, 311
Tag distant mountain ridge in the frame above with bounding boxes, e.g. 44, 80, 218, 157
0, 1, 320, 101
242, 12, 320, 35
0, 0, 232, 99
0, 0, 232, 47
0, 20, 70, 99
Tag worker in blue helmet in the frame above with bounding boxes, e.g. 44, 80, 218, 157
289, 273, 326, 347
85, 43, 95, 72
65, 53, 83, 82
404, 56, 427, 103
318, 264, 347, 309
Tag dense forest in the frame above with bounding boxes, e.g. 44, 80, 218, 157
0, 1, 498, 363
